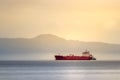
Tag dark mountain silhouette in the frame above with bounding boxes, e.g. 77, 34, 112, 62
0, 34, 120, 60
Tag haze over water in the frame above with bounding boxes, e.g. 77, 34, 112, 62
0, 61, 120, 80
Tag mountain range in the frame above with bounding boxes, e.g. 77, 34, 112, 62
0, 34, 120, 60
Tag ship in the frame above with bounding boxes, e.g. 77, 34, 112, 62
55, 50, 96, 60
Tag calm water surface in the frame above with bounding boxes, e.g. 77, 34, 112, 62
0, 61, 120, 80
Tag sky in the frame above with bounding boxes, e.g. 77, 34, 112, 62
0, 0, 120, 44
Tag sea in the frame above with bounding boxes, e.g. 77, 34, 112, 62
0, 61, 120, 80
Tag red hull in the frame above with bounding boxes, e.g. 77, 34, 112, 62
55, 55, 94, 60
